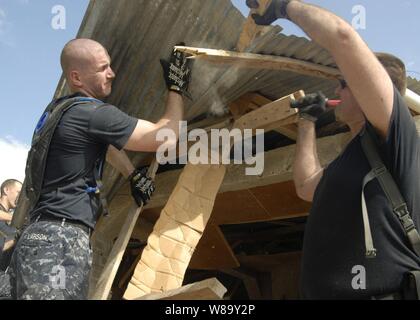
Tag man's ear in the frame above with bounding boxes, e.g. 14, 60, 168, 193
69, 70, 82, 88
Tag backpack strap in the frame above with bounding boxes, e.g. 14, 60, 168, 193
360, 126, 420, 257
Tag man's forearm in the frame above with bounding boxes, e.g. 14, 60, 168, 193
0, 211, 12, 223
156, 91, 184, 139
287, 1, 355, 53
293, 119, 322, 187
106, 146, 135, 179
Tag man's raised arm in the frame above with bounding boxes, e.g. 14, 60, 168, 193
251, 0, 394, 138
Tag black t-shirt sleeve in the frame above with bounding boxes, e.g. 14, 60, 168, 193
382, 87, 419, 171
88, 104, 137, 150
377, 86, 420, 213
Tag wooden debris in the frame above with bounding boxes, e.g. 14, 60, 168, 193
135, 278, 227, 300
236, 0, 274, 52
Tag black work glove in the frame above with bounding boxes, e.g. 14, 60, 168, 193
247, 0, 293, 25
129, 166, 156, 207
291, 91, 328, 122
160, 42, 192, 99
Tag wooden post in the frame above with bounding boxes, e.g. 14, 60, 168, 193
90, 160, 159, 300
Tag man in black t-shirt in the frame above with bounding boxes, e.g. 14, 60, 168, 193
248, 1, 420, 299
7, 38, 191, 300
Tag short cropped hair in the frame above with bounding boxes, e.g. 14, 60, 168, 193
0, 179, 22, 197
376, 52, 407, 96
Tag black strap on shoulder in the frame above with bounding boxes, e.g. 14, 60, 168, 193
361, 127, 420, 257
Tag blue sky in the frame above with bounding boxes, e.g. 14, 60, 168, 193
0, 0, 419, 182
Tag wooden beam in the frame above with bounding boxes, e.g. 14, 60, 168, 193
228, 93, 272, 120
144, 131, 351, 209
176, 46, 341, 80
211, 180, 311, 225
189, 224, 240, 270
221, 269, 262, 300
236, 0, 273, 52
135, 278, 227, 300
229, 92, 300, 140
405, 89, 420, 114
234, 91, 301, 131
90, 161, 159, 300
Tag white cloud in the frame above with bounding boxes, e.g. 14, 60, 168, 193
0, 136, 29, 184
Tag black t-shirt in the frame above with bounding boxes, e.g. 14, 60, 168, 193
30, 94, 137, 229
301, 87, 420, 299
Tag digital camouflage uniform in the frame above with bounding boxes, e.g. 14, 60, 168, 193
7, 221, 91, 300
0, 271, 11, 298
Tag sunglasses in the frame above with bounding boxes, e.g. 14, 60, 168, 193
339, 79, 347, 89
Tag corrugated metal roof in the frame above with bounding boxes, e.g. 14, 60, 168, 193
56, 0, 420, 120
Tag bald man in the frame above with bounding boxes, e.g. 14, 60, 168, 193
8, 39, 192, 300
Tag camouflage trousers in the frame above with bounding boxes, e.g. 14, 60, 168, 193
0, 271, 11, 298
7, 221, 92, 300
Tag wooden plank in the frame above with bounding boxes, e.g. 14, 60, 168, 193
123, 163, 227, 299
135, 278, 227, 300
211, 180, 311, 225
229, 96, 255, 120
234, 91, 301, 131
229, 93, 271, 119
189, 224, 240, 270
90, 161, 159, 300
176, 46, 341, 80
221, 269, 262, 300
236, 0, 273, 52
229, 92, 299, 140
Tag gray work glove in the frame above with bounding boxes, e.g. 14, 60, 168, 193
290, 92, 328, 122
129, 166, 155, 207
160, 42, 193, 99
246, 0, 293, 25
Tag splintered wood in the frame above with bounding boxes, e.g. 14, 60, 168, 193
175, 46, 341, 80
123, 163, 226, 299
234, 91, 304, 134
236, 0, 273, 52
